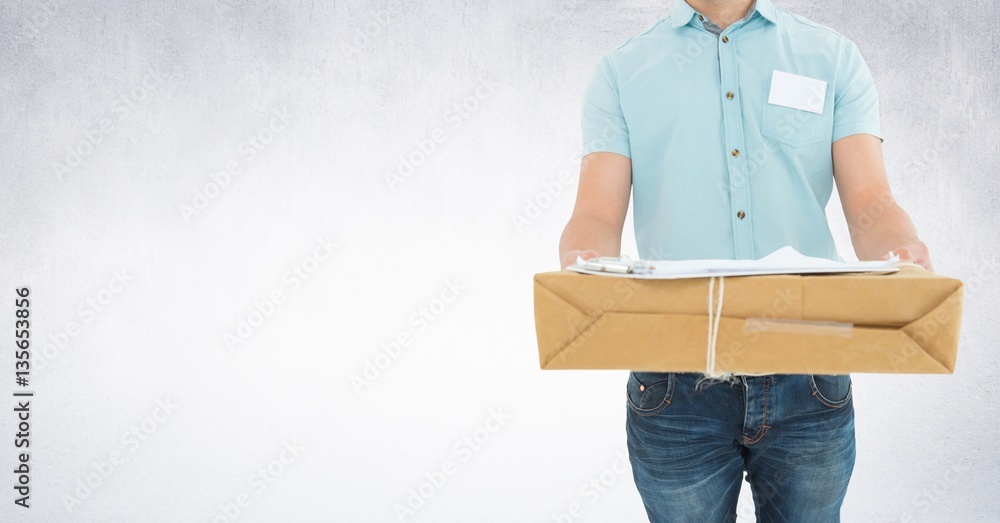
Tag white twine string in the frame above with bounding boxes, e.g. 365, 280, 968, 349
705, 276, 725, 377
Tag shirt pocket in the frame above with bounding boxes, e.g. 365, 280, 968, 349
760, 78, 832, 148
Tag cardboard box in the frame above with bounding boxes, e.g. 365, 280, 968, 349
533, 266, 963, 374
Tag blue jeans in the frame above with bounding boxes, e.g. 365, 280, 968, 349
625, 371, 855, 522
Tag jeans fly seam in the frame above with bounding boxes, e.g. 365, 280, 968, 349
743, 376, 771, 444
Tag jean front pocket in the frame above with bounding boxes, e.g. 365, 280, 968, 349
760, 78, 831, 148
626, 372, 675, 417
808, 374, 852, 408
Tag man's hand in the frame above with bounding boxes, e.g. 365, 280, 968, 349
832, 134, 933, 272
881, 240, 933, 272
561, 249, 600, 270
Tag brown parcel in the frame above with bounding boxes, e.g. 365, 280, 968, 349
533, 265, 963, 374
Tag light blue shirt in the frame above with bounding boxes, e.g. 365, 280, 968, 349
581, 0, 882, 261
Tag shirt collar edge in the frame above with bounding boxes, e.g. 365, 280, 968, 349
669, 0, 779, 29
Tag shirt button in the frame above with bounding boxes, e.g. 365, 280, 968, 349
721, 36, 729, 43
726, 91, 734, 100
639, 385, 645, 391
731, 149, 740, 157
737, 210, 746, 219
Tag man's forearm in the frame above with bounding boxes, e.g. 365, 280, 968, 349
559, 215, 623, 268
849, 200, 922, 261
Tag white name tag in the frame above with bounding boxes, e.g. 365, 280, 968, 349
767, 70, 828, 114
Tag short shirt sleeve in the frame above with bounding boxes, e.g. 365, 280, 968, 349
832, 39, 882, 143
581, 54, 631, 158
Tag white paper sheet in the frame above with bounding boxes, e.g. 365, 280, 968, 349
767, 70, 828, 114
568, 246, 900, 279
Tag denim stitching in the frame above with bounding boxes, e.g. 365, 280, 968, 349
742, 375, 771, 444
626, 374, 675, 417
809, 374, 852, 408
811, 375, 852, 408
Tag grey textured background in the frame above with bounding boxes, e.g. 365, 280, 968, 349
1, 0, 998, 521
